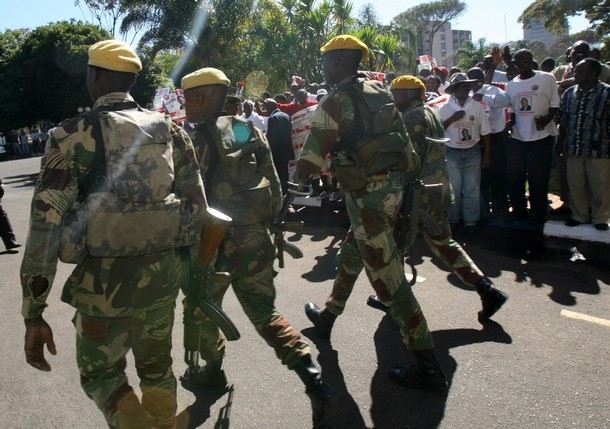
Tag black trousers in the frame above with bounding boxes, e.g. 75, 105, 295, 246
481, 131, 509, 216
506, 136, 555, 220
0, 203, 17, 248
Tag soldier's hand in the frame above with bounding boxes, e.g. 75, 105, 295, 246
24, 316, 56, 371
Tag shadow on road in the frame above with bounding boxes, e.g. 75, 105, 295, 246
303, 314, 512, 429
0, 250, 20, 255
2, 172, 38, 187
407, 225, 610, 306
176, 386, 232, 429
370, 316, 512, 429
302, 327, 370, 429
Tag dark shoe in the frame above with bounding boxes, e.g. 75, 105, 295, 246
5, 242, 21, 250
463, 225, 477, 235
304, 303, 336, 339
180, 365, 228, 393
476, 277, 508, 322
366, 295, 390, 312
565, 218, 581, 227
306, 378, 342, 428
594, 223, 609, 231
552, 203, 571, 215
388, 350, 447, 391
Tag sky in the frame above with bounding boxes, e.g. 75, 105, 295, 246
0, 0, 591, 45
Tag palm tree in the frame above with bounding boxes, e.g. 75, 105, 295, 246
351, 26, 379, 69
375, 34, 401, 72
332, 0, 354, 34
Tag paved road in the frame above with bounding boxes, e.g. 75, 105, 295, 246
1, 157, 609, 429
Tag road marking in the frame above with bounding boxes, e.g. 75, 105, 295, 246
560, 310, 610, 328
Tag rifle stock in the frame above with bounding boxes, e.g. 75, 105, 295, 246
198, 207, 232, 267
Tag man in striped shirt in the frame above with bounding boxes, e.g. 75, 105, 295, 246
559, 58, 610, 231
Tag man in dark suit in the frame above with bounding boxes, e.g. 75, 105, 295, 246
0, 178, 21, 251
264, 98, 294, 194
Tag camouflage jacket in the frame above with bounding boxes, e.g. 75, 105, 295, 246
20, 92, 206, 319
401, 101, 453, 211
299, 76, 418, 183
187, 116, 282, 225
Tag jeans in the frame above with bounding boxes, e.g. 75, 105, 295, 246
506, 136, 554, 221
446, 144, 481, 225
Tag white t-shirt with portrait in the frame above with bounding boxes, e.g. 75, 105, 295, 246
505, 71, 560, 141
439, 96, 491, 149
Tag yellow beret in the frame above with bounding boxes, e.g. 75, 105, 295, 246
88, 40, 142, 73
181, 67, 231, 91
320, 35, 368, 59
390, 75, 426, 93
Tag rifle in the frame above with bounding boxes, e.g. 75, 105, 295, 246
395, 137, 449, 282
272, 182, 311, 269
184, 208, 241, 368
213, 386, 234, 429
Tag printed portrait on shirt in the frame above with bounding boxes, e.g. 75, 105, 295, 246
515, 91, 536, 116
459, 126, 473, 142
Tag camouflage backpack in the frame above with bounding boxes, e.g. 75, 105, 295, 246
204, 116, 274, 226
332, 79, 416, 191
59, 102, 199, 262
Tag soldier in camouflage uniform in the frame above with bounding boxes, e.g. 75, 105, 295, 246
20, 40, 207, 429
179, 68, 339, 428
295, 35, 447, 390
366, 75, 508, 321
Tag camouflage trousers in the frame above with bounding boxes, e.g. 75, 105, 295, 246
327, 172, 435, 351
326, 186, 485, 335
189, 223, 311, 369
75, 303, 177, 429
419, 207, 484, 288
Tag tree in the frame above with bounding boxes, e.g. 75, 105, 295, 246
392, 0, 466, 56
358, 3, 380, 29
519, 0, 609, 37
456, 38, 490, 69
0, 21, 109, 130
332, 0, 354, 34
75, 0, 129, 39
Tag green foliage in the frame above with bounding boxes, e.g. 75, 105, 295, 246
0, 21, 109, 130
456, 38, 490, 69
519, 0, 602, 35
392, 0, 466, 56
358, 3, 380, 29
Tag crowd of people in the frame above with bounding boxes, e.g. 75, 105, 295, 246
0, 123, 54, 160
5, 32, 609, 429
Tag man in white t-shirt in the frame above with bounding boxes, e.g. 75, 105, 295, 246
241, 100, 267, 132
467, 67, 511, 218
505, 49, 560, 224
439, 73, 491, 231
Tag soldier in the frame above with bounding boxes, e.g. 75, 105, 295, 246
366, 75, 508, 320
295, 35, 447, 390
20, 40, 207, 429
179, 67, 339, 428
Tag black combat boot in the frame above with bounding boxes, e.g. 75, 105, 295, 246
304, 303, 337, 339
366, 295, 390, 312
388, 349, 448, 392
180, 362, 228, 393
475, 277, 508, 322
294, 356, 342, 428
